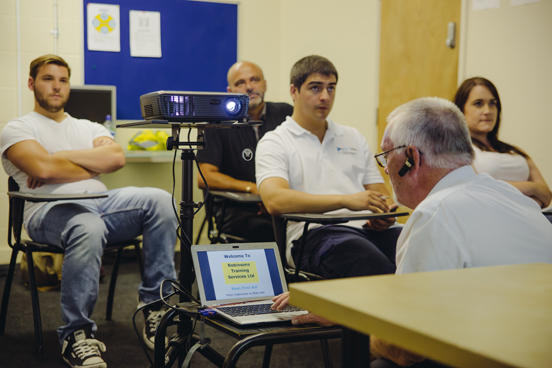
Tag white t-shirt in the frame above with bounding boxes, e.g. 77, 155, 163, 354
0, 112, 111, 226
255, 116, 385, 264
396, 166, 552, 274
472, 145, 530, 181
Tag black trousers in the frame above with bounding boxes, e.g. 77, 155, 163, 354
292, 224, 402, 279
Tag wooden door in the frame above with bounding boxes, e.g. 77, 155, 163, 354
378, 0, 461, 217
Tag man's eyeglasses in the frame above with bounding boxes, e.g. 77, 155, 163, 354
374, 145, 406, 168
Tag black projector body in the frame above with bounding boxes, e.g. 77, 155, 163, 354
140, 91, 249, 122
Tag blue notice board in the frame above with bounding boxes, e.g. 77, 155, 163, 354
84, 0, 238, 120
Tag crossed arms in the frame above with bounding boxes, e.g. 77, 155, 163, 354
5, 136, 125, 188
506, 156, 552, 208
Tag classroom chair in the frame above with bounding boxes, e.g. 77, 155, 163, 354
0, 177, 144, 356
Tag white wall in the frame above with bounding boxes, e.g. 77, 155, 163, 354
278, 0, 381, 142
460, 0, 552, 185
0, 0, 84, 264
1, 0, 551, 263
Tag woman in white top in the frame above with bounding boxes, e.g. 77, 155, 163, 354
453, 77, 552, 211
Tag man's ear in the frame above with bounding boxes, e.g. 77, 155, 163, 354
28, 77, 35, 91
406, 145, 422, 174
290, 84, 298, 101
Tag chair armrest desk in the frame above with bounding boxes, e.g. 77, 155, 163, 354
280, 211, 409, 282
204, 191, 263, 243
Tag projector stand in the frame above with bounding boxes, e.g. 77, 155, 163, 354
155, 125, 228, 368
117, 120, 253, 367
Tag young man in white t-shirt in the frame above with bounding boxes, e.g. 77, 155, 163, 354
0, 55, 177, 368
255, 55, 401, 279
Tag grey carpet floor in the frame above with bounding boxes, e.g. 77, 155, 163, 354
0, 252, 341, 367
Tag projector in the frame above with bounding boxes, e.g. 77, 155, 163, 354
140, 91, 249, 122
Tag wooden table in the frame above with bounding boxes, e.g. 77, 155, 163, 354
290, 263, 552, 368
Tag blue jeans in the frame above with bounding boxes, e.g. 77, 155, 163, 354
26, 187, 178, 344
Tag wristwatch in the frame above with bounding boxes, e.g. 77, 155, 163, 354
245, 185, 251, 193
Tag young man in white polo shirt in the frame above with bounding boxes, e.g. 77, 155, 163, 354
255, 55, 401, 279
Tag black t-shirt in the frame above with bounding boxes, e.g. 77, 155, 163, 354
196, 101, 293, 183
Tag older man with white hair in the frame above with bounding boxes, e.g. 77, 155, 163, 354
273, 97, 552, 368
371, 96, 552, 367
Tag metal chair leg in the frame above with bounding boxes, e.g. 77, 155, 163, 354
133, 243, 144, 277
26, 250, 44, 356
261, 344, 273, 368
0, 248, 20, 334
106, 247, 124, 321
320, 339, 333, 368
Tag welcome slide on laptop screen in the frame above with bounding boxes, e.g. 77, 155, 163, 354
193, 243, 286, 306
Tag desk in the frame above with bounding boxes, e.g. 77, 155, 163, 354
279, 211, 409, 282
290, 263, 552, 368
210, 190, 261, 203
154, 301, 342, 368
281, 211, 408, 223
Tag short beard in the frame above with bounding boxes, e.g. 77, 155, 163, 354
35, 90, 67, 113
248, 91, 265, 110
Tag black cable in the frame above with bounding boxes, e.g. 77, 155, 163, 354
186, 315, 199, 358
131, 277, 203, 367
160, 279, 201, 307
194, 153, 209, 216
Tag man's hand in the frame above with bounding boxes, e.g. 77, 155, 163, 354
291, 313, 336, 326
271, 292, 290, 310
93, 137, 114, 147
343, 190, 389, 213
257, 202, 268, 215
364, 203, 399, 231
272, 292, 336, 326
27, 177, 44, 189
51, 136, 125, 174
371, 336, 425, 367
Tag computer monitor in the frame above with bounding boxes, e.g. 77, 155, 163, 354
64, 85, 117, 124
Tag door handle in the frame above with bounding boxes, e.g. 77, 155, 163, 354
446, 22, 456, 48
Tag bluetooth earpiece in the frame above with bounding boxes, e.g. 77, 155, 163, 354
398, 156, 415, 177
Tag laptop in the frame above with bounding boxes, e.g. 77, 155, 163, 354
191, 242, 308, 325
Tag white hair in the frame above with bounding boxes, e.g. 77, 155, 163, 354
384, 97, 474, 169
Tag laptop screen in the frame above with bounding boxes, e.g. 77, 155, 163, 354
195, 247, 284, 303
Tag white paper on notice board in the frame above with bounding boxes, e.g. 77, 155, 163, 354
87, 3, 121, 52
511, 0, 540, 6
129, 10, 162, 58
473, 0, 500, 10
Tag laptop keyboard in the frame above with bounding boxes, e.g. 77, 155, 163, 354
217, 303, 304, 317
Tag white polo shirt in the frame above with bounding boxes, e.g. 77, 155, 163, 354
396, 165, 552, 274
256, 116, 384, 263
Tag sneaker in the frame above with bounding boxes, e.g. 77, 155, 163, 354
62, 326, 107, 368
142, 302, 169, 350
